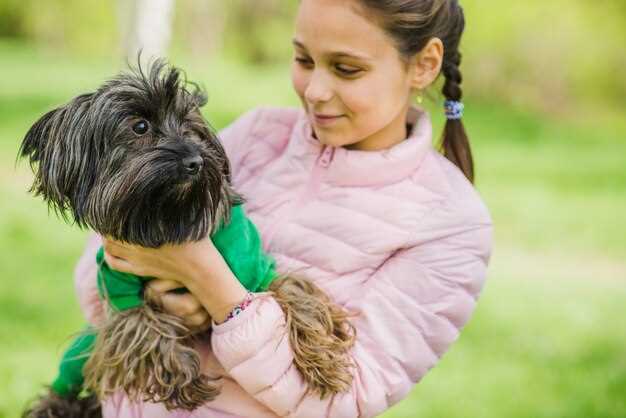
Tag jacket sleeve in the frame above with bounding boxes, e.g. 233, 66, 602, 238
73, 232, 105, 325
217, 107, 263, 182
211, 202, 493, 418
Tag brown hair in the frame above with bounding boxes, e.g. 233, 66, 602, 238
356, 0, 474, 183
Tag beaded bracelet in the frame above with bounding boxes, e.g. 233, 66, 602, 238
222, 292, 254, 323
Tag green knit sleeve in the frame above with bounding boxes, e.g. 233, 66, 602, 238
212, 205, 277, 292
96, 247, 145, 311
50, 328, 96, 397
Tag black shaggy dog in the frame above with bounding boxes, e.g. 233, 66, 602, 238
20, 60, 355, 418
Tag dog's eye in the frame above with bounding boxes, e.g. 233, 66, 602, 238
132, 120, 150, 135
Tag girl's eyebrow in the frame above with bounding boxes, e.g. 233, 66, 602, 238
292, 39, 372, 62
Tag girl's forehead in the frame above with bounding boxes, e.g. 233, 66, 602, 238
294, 0, 394, 59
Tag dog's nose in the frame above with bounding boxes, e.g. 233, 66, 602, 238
182, 155, 203, 175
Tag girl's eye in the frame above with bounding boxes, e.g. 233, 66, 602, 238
335, 64, 361, 76
295, 56, 313, 67
132, 120, 150, 135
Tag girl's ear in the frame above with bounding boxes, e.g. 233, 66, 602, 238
408, 37, 444, 90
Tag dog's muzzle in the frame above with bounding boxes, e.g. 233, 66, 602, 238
182, 155, 203, 176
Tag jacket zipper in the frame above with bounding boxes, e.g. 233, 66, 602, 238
263, 145, 335, 247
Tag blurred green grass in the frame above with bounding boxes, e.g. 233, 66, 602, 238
0, 42, 625, 418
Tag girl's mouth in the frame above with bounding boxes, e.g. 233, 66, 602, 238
313, 113, 344, 126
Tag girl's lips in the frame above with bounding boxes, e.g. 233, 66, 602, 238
313, 113, 344, 126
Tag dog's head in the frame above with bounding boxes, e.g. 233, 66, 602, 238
20, 60, 240, 247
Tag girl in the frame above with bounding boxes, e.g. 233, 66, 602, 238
78, 0, 493, 416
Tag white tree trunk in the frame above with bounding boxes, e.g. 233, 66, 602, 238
179, 0, 225, 58
119, 0, 175, 63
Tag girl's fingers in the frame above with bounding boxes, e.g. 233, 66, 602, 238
144, 279, 183, 307
144, 279, 211, 332
102, 238, 130, 259
186, 311, 212, 333
160, 291, 202, 317
146, 278, 185, 294
103, 251, 134, 274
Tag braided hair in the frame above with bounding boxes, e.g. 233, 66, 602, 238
356, 0, 474, 183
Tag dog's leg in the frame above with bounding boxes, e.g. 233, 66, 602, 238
83, 303, 221, 411
269, 276, 356, 399
22, 388, 102, 418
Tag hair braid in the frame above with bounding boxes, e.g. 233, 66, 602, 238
442, 50, 463, 101
439, 2, 474, 183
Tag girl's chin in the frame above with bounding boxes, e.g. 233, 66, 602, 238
315, 133, 357, 148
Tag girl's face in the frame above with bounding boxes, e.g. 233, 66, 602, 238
291, 0, 416, 151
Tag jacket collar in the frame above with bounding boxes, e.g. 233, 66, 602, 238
291, 106, 434, 187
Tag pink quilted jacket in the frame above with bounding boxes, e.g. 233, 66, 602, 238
74, 106, 493, 418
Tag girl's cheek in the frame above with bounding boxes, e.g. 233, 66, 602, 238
291, 65, 309, 103
340, 84, 369, 118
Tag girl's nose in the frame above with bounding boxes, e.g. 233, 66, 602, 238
304, 71, 333, 104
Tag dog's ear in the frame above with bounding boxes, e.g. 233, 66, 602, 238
19, 93, 98, 225
19, 107, 59, 167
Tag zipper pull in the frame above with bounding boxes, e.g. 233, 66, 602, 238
318, 146, 334, 167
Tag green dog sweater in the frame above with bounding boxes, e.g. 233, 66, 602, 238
50, 205, 276, 397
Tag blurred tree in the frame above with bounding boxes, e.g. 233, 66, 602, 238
461, 0, 626, 114
0, 0, 623, 116
174, 1, 225, 59
0, 0, 27, 37
223, 0, 297, 65
1, 0, 117, 55
119, 0, 175, 62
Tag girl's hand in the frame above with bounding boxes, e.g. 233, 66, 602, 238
102, 237, 248, 324
144, 278, 212, 334
101, 237, 216, 286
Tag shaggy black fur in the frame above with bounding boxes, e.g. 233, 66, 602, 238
20, 59, 240, 247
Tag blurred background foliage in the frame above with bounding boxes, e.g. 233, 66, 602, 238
0, 1, 625, 418
1, 0, 625, 115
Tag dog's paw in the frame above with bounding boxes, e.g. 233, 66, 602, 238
22, 389, 101, 418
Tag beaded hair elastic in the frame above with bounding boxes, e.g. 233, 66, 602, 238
444, 100, 464, 120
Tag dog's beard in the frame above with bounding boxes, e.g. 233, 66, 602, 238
83, 148, 230, 248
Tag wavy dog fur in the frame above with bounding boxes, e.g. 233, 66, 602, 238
83, 300, 221, 410
22, 391, 102, 418
270, 277, 356, 398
